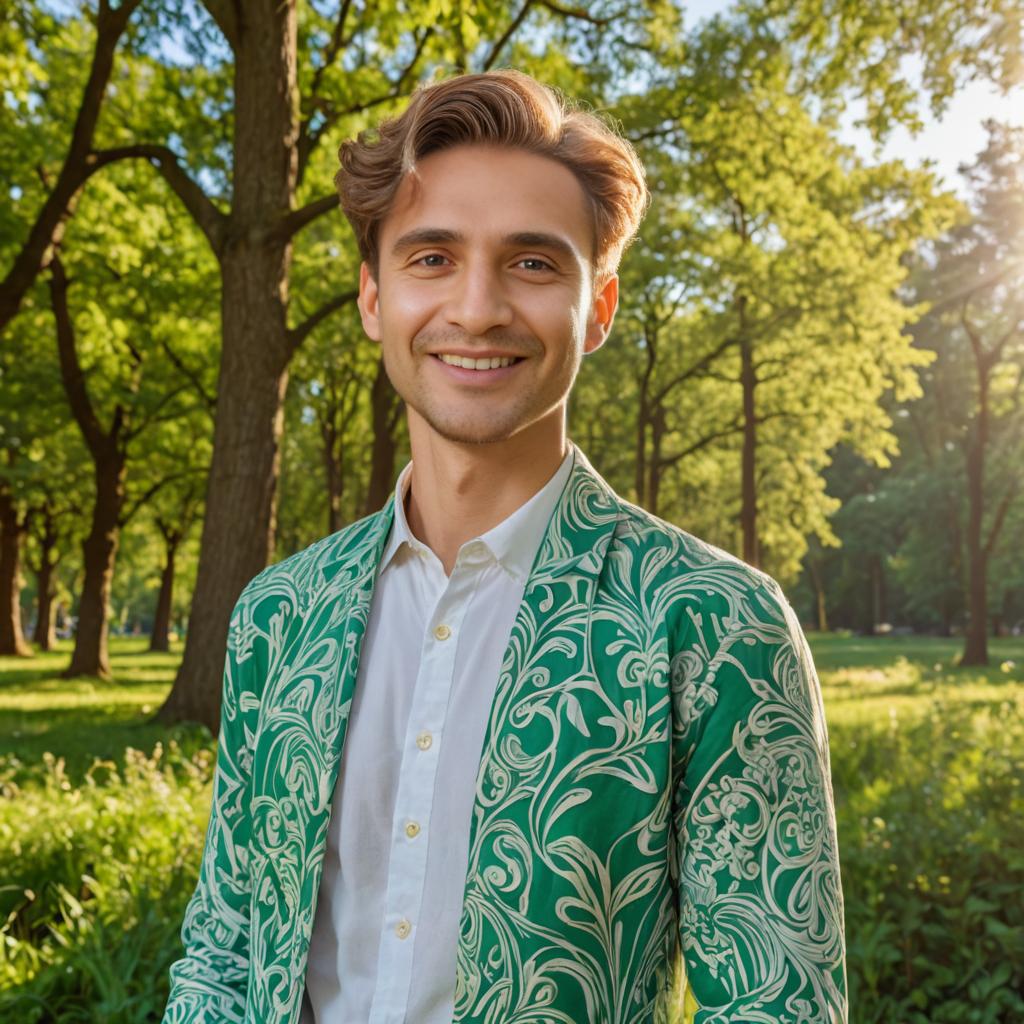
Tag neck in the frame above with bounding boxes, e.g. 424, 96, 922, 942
403, 414, 568, 576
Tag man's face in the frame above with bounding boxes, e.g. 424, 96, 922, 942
357, 143, 618, 448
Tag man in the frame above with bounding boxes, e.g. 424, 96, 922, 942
163, 69, 847, 1024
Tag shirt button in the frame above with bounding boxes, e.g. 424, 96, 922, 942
405, 821, 421, 838
433, 623, 451, 640
395, 918, 412, 940
416, 731, 432, 750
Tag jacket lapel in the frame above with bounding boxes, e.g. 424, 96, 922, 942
453, 445, 623, 1020
247, 493, 397, 1019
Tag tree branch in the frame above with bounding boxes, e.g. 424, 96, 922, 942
651, 333, 734, 405
48, 255, 108, 457
307, 0, 356, 103
200, 0, 240, 50
123, 383, 191, 443
983, 481, 1018, 563
285, 288, 360, 357
538, 0, 612, 25
658, 421, 744, 467
273, 194, 339, 244
482, 1, 535, 69
160, 337, 217, 412
927, 265, 1017, 317
89, 144, 228, 255
296, 26, 434, 187
0, 0, 144, 334
120, 470, 195, 527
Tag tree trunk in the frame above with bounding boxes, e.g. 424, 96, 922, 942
962, 376, 989, 665
0, 486, 31, 656
149, 537, 178, 653
64, 453, 126, 678
634, 414, 647, 508
157, 0, 298, 730
869, 554, 887, 633
362, 356, 401, 517
939, 590, 953, 638
33, 508, 60, 651
634, 326, 656, 507
648, 404, 666, 517
739, 318, 759, 567
807, 550, 829, 633
322, 418, 344, 535
34, 557, 58, 651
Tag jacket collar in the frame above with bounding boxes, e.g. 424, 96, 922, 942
317, 439, 621, 610
378, 444, 576, 585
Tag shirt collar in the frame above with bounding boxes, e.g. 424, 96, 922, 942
378, 443, 576, 584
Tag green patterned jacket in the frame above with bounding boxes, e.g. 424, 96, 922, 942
163, 442, 847, 1024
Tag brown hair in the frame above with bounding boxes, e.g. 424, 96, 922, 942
335, 68, 650, 290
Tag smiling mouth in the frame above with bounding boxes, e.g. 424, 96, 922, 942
432, 354, 528, 370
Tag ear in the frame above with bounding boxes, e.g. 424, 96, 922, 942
358, 261, 382, 342
584, 273, 618, 355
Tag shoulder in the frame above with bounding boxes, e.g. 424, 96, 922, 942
607, 503, 822, 727
232, 504, 389, 628
607, 497, 796, 640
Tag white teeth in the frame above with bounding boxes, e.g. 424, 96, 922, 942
437, 354, 518, 370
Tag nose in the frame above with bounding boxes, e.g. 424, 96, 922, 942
443, 259, 514, 336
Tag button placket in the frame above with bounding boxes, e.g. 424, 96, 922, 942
368, 563, 485, 1022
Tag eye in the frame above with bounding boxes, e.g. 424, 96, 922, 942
518, 257, 555, 272
414, 253, 450, 267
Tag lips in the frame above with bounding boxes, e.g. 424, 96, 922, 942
430, 353, 526, 383
430, 354, 525, 365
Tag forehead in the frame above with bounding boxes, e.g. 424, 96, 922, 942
379, 144, 594, 260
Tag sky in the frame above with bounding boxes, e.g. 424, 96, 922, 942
681, 0, 1024, 199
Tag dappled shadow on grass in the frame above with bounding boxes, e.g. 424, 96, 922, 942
0, 638, 184, 692
0, 638, 205, 787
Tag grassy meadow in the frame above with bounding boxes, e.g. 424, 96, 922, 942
1, 635, 1022, 1022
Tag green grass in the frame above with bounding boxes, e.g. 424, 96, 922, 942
0, 639, 211, 786
1, 635, 1022, 1022
812, 633, 1023, 722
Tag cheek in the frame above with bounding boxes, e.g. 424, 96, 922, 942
379, 278, 437, 332
528, 289, 585, 342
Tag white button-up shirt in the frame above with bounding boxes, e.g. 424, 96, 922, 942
300, 444, 575, 1024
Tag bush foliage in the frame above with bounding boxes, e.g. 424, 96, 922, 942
1, 638, 1022, 1022
0, 743, 210, 1022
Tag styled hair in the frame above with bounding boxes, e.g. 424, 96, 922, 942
334, 68, 650, 289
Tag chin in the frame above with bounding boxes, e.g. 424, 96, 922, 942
425, 417, 522, 447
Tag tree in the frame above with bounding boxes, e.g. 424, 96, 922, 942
0, 457, 31, 656
280, 304, 379, 548
907, 121, 1024, 664
46, 159, 217, 677
0, 280, 83, 655
0, 0, 143, 332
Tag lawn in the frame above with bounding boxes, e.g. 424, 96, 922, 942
1, 635, 1022, 1022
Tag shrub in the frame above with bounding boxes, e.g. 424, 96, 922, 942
832, 697, 1024, 1023
0, 743, 212, 1022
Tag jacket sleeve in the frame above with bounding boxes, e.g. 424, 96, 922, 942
670, 577, 848, 1023
163, 586, 258, 1023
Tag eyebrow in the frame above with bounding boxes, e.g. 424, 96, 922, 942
389, 228, 583, 268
